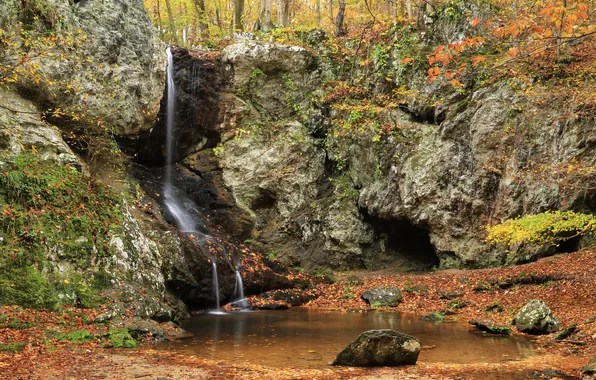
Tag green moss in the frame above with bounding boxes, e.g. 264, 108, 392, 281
448, 299, 468, 309
0, 265, 59, 310
58, 329, 94, 344
102, 328, 137, 348
0, 342, 27, 353
0, 153, 122, 309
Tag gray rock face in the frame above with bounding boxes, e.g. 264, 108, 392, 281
333, 329, 421, 366
197, 39, 596, 270
361, 287, 403, 307
0, 90, 80, 167
513, 299, 560, 335
1, 0, 164, 135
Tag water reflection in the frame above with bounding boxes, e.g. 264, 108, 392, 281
158, 309, 535, 369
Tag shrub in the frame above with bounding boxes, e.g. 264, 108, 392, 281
486, 211, 596, 250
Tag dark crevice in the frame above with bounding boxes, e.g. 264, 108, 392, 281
555, 235, 582, 254
361, 211, 439, 270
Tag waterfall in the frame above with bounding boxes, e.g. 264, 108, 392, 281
163, 48, 240, 313
212, 262, 221, 311
163, 47, 196, 233
233, 270, 249, 310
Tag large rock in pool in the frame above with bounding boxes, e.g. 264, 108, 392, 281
333, 329, 421, 366
513, 299, 560, 335
361, 287, 403, 307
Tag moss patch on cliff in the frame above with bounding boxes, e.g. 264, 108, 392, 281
0, 153, 123, 309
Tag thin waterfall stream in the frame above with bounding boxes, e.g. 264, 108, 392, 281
163, 47, 243, 313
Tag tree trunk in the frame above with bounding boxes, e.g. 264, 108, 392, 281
278, 0, 283, 26
335, 0, 346, 36
164, 0, 177, 43
196, 0, 209, 37
234, 0, 244, 31
406, 0, 413, 20
316, 0, 321, 27
156, 0, 162, 33
265, 0, 271, 31
328, 0, 334, 24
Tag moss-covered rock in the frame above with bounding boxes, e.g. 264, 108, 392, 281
333, 329, 421, 367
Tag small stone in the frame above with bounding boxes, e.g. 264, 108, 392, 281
469, 320, 512, 335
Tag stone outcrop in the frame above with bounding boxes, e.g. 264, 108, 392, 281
333, 330, 421, 366
173, 39, 595, 270
513, 299, 560, 335
0, 0, 164, 135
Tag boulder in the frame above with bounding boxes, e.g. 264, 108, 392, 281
333, 329, 420, 367
468, 320, 511, 335
513, 299, 560, 335
361, 287, 403, 307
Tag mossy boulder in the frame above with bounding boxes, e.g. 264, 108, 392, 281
333, 329, 421, 367
513, 299, 560, 335
361, 287, 403, 307
469, 320, 511, 335
582, 357, 596, 377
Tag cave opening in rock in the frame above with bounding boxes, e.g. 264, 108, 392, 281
362, 213, 440, 271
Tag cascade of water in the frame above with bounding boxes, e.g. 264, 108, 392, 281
233, 270, 249, 310
163, 48, 238, 313
163, 47, 196, 233
212, 262, 221, 310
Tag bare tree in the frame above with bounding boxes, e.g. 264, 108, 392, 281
335, 0, 346, 36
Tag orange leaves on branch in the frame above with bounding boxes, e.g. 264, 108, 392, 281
471, 56, 486, 66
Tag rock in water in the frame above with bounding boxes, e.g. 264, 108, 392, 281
333, 329, 420, 366
468, 320, 511, 335
513, 299, 560, 335
361, 287, 403, 307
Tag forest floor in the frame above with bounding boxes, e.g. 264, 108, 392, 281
0, 249, 594, 379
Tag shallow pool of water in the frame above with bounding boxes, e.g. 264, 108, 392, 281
158, 308, 536, 369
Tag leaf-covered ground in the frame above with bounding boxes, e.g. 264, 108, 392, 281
1, 250, 594, 379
